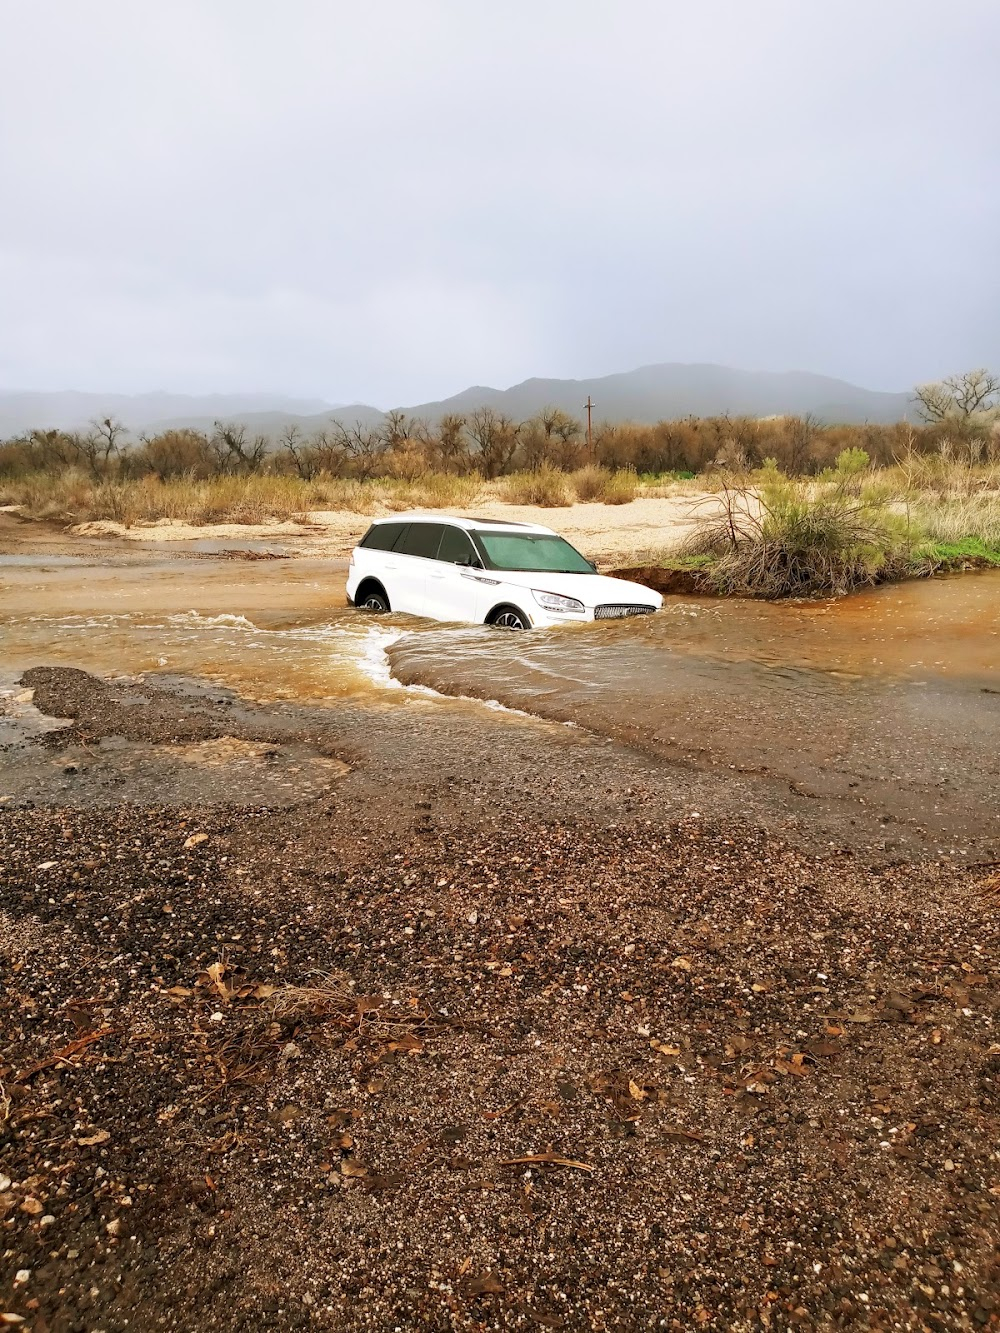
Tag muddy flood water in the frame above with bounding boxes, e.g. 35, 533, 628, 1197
2, 547, 999, 859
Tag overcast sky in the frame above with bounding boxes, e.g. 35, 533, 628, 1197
1, 1, 997, 406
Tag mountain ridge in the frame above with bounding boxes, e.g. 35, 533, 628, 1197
0, 363, 918, 437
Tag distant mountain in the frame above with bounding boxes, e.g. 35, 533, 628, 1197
0, 364, 918, 439
0, 391, 336, 437
404, 363, 917, 427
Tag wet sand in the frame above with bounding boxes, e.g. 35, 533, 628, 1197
3, 524, 1000, 1331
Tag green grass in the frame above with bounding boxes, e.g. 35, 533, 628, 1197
918, 537, 1000, 567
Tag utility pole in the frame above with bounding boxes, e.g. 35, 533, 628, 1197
584, 395, 595, 452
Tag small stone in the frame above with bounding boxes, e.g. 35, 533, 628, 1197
106, 1218, 121, 1236
20, 1197, 43, 1216
183, 832, 209, 849
0, 1175, 11, 1192
36, 861, 57, 871
40, 1215, 55, 1227
209, 1011, 224, 1023
13, 1270, 30, 1286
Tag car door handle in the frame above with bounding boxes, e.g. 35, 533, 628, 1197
429, 572, 446, 579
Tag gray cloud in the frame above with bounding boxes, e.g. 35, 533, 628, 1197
1, 0, 997, 405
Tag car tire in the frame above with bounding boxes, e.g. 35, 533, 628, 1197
357, 586, 390, 613
488, 604, 529, 630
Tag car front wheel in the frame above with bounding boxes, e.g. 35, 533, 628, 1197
489, 605, 529, 630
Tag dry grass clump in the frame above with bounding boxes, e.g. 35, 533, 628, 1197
0, 470, 97, 520
570, 466, 640, 504
500, 466, 575, 506
380, 471, 485, 511
910, 494, 1000, 546
2, 470, 491, 525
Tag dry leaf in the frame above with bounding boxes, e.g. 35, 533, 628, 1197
650, 1039, 681, 1057
663, 1125, 706, 1143
340, 1160, 368, 1178
77, 1129, 110, 1146
628, 1079, 648, 1101
204, 962, 232, 1002
807, 1040, 841, 1058
19, 1197, 44, 1216
467, 1274, 503, 1295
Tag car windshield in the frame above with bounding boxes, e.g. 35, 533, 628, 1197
473, 531, 594, 574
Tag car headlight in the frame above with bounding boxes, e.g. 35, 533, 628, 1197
532, 589, 585, 614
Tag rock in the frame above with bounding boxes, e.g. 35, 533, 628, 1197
183, 832, 209, 849
0, 1175, 11, 1192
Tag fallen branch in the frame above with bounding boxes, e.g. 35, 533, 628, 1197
500, 1152, 594, 1173
14, 1027, 121, 1083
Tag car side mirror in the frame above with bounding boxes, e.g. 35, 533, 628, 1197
457, 554, 482, 568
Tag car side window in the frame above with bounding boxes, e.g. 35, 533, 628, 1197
437, 526, 477, 565
360, 521, 406, 551
395, 522, 445, 559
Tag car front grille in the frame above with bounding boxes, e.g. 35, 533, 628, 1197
594, 603, 656, 620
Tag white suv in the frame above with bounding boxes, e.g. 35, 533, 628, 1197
346, 514, 662, 629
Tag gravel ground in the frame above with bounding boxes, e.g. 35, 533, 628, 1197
2, 670, 1000, 1332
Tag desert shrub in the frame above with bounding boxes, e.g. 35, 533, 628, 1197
569, 466, 639, 504
684, 470, 914, 598
500, 466, 574, 506
834, 447, 870, 476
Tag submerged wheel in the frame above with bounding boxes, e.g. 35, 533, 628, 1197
490, 606, 529, 631
358, 588, 390, 613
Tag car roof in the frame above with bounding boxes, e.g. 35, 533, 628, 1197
368, 512, 556, 536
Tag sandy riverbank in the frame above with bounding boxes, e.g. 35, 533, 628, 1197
67, 492, 718, 564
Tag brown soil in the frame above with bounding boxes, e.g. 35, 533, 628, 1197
609, 564, 714, 597
2, 669, 999, 1331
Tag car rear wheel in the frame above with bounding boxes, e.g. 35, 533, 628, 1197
358, 589, 390, 613
489, 605, 529, 630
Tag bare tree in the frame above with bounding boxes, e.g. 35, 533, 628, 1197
914, 369, 1000, 424
279, 424, 316, 480
211, 422, 268, 473
520, 407, 582, 470
432, 413, 470, 473
381, 409, 419, 450
330, 420, 388, 480
466, 407, 519, 478
73, 416, 127, 479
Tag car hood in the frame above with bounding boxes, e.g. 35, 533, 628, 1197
486, 568, 662, 610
